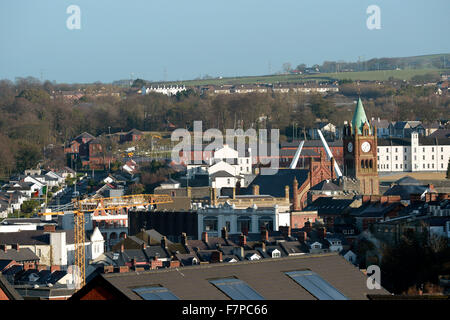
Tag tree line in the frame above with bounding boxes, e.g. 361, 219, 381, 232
0, 77, 448, 176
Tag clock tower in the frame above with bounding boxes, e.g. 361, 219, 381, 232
343, 98, 379, 195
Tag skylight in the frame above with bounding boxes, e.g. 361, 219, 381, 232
285, 270, 348, 300
210, 278, 264, 300
132, 286, 179, 300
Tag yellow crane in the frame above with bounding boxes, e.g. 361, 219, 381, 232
39, 194, 173, 288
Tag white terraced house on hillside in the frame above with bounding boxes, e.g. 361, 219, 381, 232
377, 132, 450, 172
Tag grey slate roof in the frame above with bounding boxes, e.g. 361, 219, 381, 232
0, 248, 39, 263
240, 169, 309, 198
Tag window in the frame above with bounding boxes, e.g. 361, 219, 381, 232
132, 286, 179, 300
423, 155, 425, 160
210, 278, 264, 300
395, 156, 398, 161
395, 148, 398, 153
404, 156, 407, 161
285, 270, 348, 300
386, 156, 389, 161
432, 155, 434, 160
227, 178, 231, 184
204, 216, 218, 232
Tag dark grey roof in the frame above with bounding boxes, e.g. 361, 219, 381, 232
240, 169, 309, 198
71, 253, 389, 300
310, 180, 342, 191
281, 140, 343, 148
0, 273, 23, 300
378, 138, 410, 146
429, 129, 450, 139
383, 185, 428, 200
304, 197, 354, 215
210, 170, 236, 178
0, 248, 39, 263
395, 176, 423, 186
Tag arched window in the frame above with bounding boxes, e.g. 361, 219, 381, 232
361, 160, 365, 169
369, 159, 373, 168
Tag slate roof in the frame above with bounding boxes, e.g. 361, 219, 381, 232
210, 170, 236, 178
0, 248, 39, 262
240, 169, 309, 198
310, 180, 342, 191
304, 197, 354, 215
71, 253, 390, 300
383, 185, 429, 200
429, 129, 450, 139
0, 273, 23, 300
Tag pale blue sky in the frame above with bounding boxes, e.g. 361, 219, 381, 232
0, 0, 449, 83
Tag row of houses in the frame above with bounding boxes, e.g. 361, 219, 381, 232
0, 168, 75, 218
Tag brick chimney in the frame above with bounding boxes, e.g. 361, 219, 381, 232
261, 228, 269, 242
169, 260, 180, 268
261, 242, 266, 252
293, 177, 299, 211
141, 243, 147, 250
239, 233, 247, 247
161, 236, 168, 249
252, 185, 260, 195
120, 244, 124, 253
50, 265, 60, 273
23, 262, 35, 271
298, 231, 307, 243
201, 232, 208, 243
285, 185, 289, 200
119, 266, 129, 273
103, 265, 114, 273
44, 225, 56, 232
12, 244, 19, 252
210, 250, 223, 263
279, 226, 291, 238
221, 227, 228, 240
232, 187, 236, 200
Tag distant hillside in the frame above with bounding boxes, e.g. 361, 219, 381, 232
140, 53, 450, 87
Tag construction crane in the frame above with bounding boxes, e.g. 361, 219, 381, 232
39, 194, 173, 288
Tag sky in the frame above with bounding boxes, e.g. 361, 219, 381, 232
0, 0, 449, 83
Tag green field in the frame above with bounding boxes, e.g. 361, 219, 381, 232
155, 68, 448, 87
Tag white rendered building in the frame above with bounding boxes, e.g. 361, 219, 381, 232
377, 132, 450, 172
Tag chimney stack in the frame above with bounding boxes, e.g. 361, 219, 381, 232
318, 227, 326, 239
161, 236, 168, 249
50, 265, 60, 273
0, 244, 7, 252
210, 250, 223, 263
252, 185, 260, 195
181, 232, 187, 246
221, 227, 228, 240
12, 243, 20, 252
202, 232, 209, 243
44, 225, 56, 232
298, 231, 307, 243
279, 226, 291, 238
261, 242, 266, 252
120, 244, 124, 253
232, 187, 236, 200
239, 233, 247, 247
293, 178, 299, 211
285, 186, 289, 200
261, 228, 269, 242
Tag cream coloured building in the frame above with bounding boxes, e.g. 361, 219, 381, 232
377, 132, 450, 172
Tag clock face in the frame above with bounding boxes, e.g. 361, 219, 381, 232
347, 142, 353, 152
361, 141, 371, 153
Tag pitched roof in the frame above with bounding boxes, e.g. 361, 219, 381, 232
0, 273, 23, 300
71, 253, 389, 300
240, 169, 309, 198
0, 248, 39, 262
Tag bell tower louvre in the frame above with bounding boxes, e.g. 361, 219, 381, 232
343, 98, 380, 195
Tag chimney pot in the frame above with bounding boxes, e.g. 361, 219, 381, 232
239, 233, 247, 246
202, 232, 208, 243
